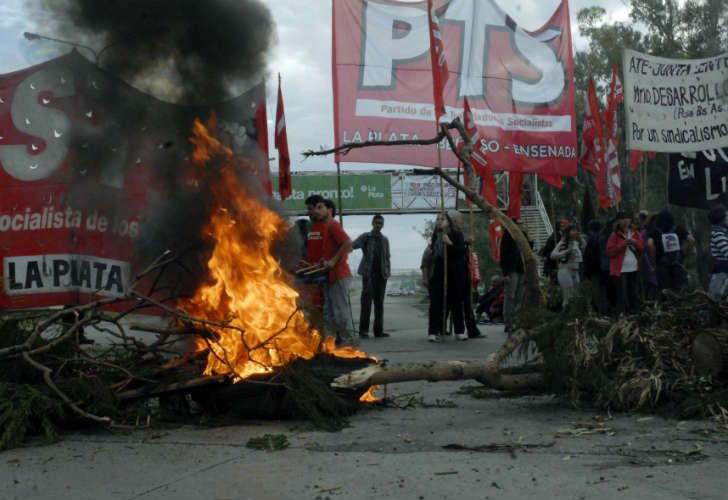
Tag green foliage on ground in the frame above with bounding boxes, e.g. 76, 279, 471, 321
246, 433, 289, 451
517, 283, 728, 422
0, 382, 65, 450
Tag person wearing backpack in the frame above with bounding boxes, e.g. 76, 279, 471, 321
646, 209, 692, 293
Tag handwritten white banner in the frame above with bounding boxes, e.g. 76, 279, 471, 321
624, 48, 728, 152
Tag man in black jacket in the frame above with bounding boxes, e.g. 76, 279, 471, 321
499, 219, 532, 332
583, 220, 609, 314
352, 214, 391, 338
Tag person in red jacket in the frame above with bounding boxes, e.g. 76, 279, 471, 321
607, 211, 644, 314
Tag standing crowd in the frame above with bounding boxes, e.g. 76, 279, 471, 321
535, 206, 728, 315
290, 200, 728, 348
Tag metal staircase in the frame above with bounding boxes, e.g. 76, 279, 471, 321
495, 172, 553, 253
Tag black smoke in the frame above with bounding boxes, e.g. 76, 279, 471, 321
29, 0, 276, 295
42, 0, 275, 103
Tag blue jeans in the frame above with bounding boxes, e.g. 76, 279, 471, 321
323, 278, 354, 345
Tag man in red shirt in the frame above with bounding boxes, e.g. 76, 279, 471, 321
314, 199, 354, 345
304, 194, 327, 268
293, 194, 327, 309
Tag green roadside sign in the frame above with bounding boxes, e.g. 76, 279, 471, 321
271, 174, 392, 210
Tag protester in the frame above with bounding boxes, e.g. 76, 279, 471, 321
708, 205, 728, 299
500, 218, 533, 332
420, 243, 433, 290
279, 219, 308, 275
352, 214, 391, 338
599, 218, 617, 311
296, 194, 327, 309
583, 220, 609, 314
551, 225, 583, 308
638, 212, 659, 300
462, 238, 483, 338
607, 211, 644, 314
316, 199, 354, 345
303, 194, 326, 267
476, 275, 505, 323
539, 218, 570, 283
427, 211, 469, 342
647, 209, 692, 293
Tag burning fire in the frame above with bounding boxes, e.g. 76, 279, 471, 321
180, 117, 372, 385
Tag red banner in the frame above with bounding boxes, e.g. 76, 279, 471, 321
332, 0, 577, 176
0, 52, 269, 311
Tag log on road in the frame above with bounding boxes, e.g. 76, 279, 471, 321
332, 329, 544, 391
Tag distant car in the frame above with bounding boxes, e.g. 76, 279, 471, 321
387, 290, 402, 297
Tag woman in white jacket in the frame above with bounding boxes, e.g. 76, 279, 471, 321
550, 226, 583, 307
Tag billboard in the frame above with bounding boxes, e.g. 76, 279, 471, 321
271, 173, 392, 210
271, 171, 512, 212
332, 0, 577, 177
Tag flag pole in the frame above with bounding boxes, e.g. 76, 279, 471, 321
336, 161, 343, 226
640, 153, 647, 208
437, 128, 448, 337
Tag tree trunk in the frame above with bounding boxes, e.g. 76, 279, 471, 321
331, 361, 543, 392
333, 329, 543, 391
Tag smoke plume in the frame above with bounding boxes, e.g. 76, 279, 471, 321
41, 0, 275, 103
26, 0, 277, 291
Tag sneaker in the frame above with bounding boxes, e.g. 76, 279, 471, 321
427, 334, 442, 343
373, 332, 390, 338
358, 333, 370, 339
455, 333, 468, 341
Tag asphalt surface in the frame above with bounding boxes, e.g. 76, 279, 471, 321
2, 293, 728, 500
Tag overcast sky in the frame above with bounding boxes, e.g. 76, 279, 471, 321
0, 0, 632, 271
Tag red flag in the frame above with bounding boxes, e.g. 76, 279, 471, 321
507, 172, 524, 218
603, 64, 623, 144
602, 137, 622, 208
628, 150, 644, 172
579, 79, 604, 175
539, 173, 563, 189
427, 0, 449, 123
275, 74, 291, 200
462, 97, 497, 206
598, 65, 623, 208
628, 149, 657, 172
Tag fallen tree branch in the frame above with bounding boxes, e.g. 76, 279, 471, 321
333, 329, 542, 390
22, 351, 112, 426
332, 361, 543, 391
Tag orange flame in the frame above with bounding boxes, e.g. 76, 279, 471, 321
359, 385, 381, 403
180, 118, 370, 382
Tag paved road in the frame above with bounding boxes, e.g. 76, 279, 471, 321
3, 294, 728, 500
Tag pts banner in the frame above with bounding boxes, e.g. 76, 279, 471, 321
332, 0, 577, 177
0, 52, 269, 310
